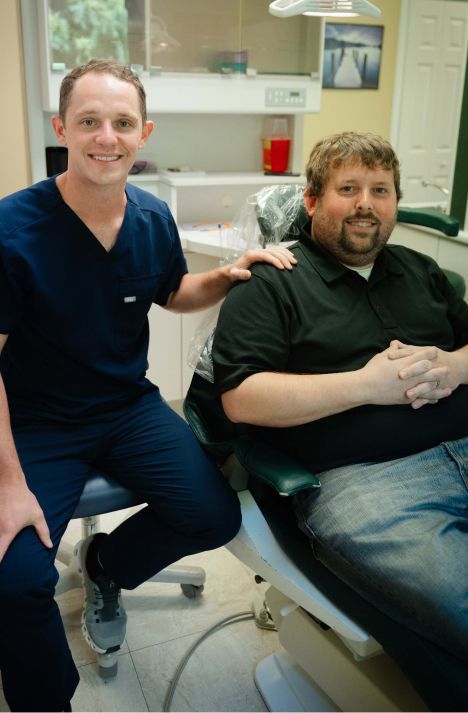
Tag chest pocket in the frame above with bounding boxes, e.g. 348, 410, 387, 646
117, 275, 160, 349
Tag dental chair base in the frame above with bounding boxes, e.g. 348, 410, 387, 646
227, 489, 427, 712
257, 587, 427, 712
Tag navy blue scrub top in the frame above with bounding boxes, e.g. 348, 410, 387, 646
0, 178, 188, 422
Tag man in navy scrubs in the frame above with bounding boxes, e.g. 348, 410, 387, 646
0, 58, 296, 712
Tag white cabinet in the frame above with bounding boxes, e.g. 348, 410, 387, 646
157, 171, 305, 224
147, 303, 181, 402
126, 174, 159, 197
37, 0, 324, 115
146, 253, 221, 403
22, 1, 314, 184
389, 223, 439, 259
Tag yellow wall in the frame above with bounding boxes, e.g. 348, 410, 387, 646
0, 0, 30, 197
303, 0, 401, 165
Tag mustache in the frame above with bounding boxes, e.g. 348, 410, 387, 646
346, 212, 381, 223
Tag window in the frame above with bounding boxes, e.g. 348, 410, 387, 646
48, 0, 128, 67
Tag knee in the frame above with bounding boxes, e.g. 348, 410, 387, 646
0, 545, 57, 602
199, 490, 242, 549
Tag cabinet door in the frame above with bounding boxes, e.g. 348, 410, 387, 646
128, 0, 322, 77
40, 0, 323, 114
146, 253, 222, 404
147, 305, 182, 402
389, 224, 439, 258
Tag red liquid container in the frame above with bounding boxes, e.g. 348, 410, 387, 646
262, 137, 291, 173
262, 117, 291, 173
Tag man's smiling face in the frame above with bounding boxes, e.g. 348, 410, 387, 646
304, 160, 398, 267
52, 71, 152, 189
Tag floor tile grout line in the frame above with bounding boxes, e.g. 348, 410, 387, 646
123, 612, 261, 656
128, 649, 150, 713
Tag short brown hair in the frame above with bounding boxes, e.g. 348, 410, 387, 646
59, 58, 147, 124
305, 131, 402, 201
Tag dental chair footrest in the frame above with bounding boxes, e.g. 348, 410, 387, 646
255, 648, 337, 712
265, 587, 428, 712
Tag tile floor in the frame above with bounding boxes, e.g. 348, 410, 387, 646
0, 506, 279, 713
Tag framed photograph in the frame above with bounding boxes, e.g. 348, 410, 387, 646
322, 23, 384, 89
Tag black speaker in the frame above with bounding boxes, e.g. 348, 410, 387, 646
45, 146, 68, 177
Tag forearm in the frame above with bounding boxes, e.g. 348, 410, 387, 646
164, 268, 232, 314
221, 345, 445, 426
222, 370, 367, 427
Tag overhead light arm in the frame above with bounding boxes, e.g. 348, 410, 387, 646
269, 0, 382, 18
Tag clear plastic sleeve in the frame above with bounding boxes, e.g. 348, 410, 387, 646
187, 183, 304, 381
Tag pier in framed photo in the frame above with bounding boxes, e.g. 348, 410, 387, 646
323, 23, 384, 89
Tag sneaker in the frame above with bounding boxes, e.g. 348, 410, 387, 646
74, 535, 127, 654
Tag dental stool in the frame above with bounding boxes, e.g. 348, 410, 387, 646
55, 472, 205, 677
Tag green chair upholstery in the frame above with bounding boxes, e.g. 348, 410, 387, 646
183, 372, 320, 496
444, 269, 466, 298
397, 206, 459, 237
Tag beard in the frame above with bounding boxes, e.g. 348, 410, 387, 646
313, 211, 397, 267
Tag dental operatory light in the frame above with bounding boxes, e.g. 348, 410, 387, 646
269, 0, 382, 18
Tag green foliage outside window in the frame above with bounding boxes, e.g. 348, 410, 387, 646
48, 0, 129, 68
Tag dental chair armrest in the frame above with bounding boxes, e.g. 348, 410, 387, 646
233, 435, 321, 496
397, 206, 459, 237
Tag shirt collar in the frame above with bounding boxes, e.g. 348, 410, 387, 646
298, 220, 404, 283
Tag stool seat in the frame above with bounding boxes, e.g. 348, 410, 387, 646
73, 473, 144, 519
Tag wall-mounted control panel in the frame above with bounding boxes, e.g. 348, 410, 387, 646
265, 87, 306, 107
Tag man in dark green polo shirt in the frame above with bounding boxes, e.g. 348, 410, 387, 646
213, 132, 468, 698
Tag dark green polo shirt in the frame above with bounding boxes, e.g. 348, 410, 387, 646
213, 225, 468, 472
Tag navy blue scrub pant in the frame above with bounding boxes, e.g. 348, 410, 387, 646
0, 390, 241, 712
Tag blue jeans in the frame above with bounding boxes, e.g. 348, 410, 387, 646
294, 436, 468, 664
0, 391, 241, 711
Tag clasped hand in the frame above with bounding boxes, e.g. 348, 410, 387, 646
362, 341, 458, 410
387, 339, 456, 409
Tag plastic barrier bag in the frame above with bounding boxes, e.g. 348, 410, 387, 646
187, 183, 305, 381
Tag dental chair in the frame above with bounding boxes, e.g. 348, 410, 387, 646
183, 368, 428, 712
183, 352, 468, 713
180, 189, 466, 712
